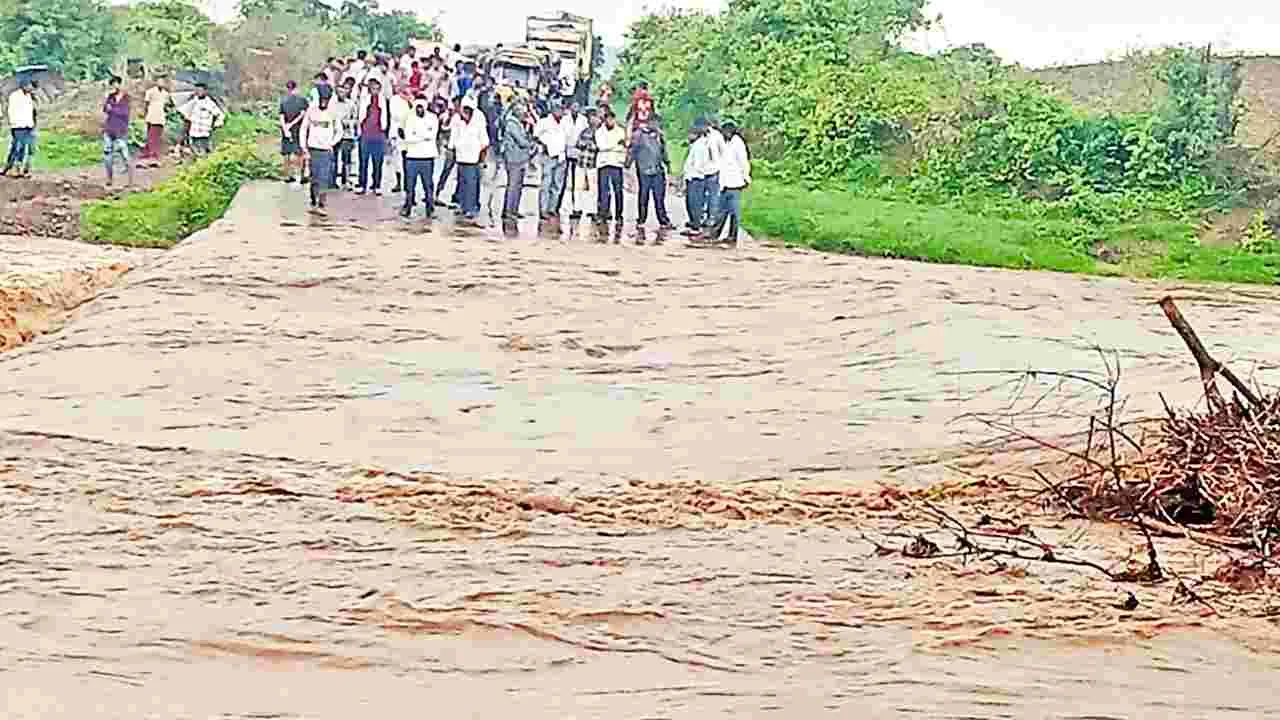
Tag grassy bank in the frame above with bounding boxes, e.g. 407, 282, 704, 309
80, 142, 279, 248
744, 180, 1280, 284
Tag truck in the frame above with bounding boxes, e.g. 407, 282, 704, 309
525, 12, 593, 106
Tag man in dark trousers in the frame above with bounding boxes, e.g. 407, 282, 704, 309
626, 117, 673, 229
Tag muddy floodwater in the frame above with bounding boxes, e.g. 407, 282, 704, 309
4, 182, 1280, 717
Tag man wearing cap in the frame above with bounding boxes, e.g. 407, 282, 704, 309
450, 94, 489, 225
301, 84, 340, 213
534, 103, 568, 220
2, 81, 36, 178
398, 96, 440, 219
499, 95, 535, 222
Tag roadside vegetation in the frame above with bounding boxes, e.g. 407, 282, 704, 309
614, 0, 1280, 284
80, 142, 279, 247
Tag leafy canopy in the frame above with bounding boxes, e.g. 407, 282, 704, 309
0, 0, 121, 80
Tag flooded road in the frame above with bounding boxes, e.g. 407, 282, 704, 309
4, 181, 1280, 716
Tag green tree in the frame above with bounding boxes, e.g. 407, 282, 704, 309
122, 0, 222, 71
0, 0, 121, 80
338, 0, 438, 52
236, 0, 333, 22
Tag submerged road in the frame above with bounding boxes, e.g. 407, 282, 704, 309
4, 180, 1280, 716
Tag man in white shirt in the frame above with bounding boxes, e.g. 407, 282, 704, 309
534, 104, 568, 220
700, 120, 750, 247
178, 83, 225, 157
560, 102, 590, 218
703, 117, 726, 225
345, 51, 368, 85
301, 85, 340, 212
449, 95, 489, 224
592, 110, 628, 223
682, 122, 713, 233
2, 81, 36, 177
398, 97, 440, 219
140, 77, 171, 167
398, 46, 416, 77
387, 88, 413, 193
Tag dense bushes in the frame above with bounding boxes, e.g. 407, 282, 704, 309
614, 2, 1241, 205
81, 143, 278, 247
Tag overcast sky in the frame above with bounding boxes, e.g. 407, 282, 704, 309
197, 0, 1280, 69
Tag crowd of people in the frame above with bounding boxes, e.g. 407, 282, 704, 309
287, 45, 749, 245
2, 42, 750, 245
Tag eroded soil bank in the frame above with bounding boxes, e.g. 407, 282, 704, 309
0, 235, 159, 351
3, 182, 1280, 716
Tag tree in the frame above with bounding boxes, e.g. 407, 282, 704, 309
0, 0, 121, 80
122, 0, 222, 71
338, 0, 437, 52
236, 0, 333, 23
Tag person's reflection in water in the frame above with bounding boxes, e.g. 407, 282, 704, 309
502, 218, 519, 238
537, 217, 562, 239
563, 216, 582, 242
653, 224, 669, 245
635, 226, 648, 246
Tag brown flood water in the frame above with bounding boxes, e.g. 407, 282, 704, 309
4, 179, 1280, 717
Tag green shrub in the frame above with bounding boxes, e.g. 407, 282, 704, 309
81, 142, 279, 247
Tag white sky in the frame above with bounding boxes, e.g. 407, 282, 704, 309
195, 0, 1280, 69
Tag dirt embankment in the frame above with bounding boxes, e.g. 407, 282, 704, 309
0, 235, 160, 351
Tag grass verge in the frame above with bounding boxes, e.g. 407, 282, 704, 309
743, 180, 1280, 285
80, 143, 280, 248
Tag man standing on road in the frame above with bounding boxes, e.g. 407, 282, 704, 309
499, 96, 534, 222
2, 81, 36, 178
301, 85, 340, 213
450, 95, 489, 226
698, 120, 750, 247
627, 117, 672, 230
178, 83, 224, 157
593, 110, 627, 224
703, 116, 725, 227
356, 77, 391, 195
102, 76, 134, 188
140, 76, 171, 167
335, 78, 359, 189
387, 86, 413, 193
560, 102, 589, 219
534, 103, 568, 221
279, 81, 308, 184
681, 122, 713, 233
398, 96, 439, 219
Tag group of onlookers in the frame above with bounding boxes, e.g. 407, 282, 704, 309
3, 75, 224, 186
2, 42, 749, 245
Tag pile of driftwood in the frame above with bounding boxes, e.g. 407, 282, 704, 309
1066, 297, 1280, 556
